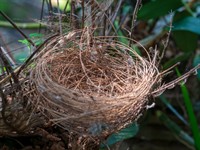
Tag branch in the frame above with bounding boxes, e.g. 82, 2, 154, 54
0, 11, 35, 47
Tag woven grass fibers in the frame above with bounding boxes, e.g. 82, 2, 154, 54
30, 29, 162, 138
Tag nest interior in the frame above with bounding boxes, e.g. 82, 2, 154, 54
29, 28, 162, 138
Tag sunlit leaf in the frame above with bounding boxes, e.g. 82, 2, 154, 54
18, 39, 29, 45
29, 33, 43, 38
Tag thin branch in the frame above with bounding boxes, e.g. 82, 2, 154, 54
0, 33, 16, 67
57, 0, 63, 35
39, 0, 45, 33
157, 13, 173, 66
16, 33, 59, 76
106, 0, 124, 35
0, 46, 18, 84
91, 0, 95, 29
0, 21, 45, 29
64, 0, 70, 13
152, 64, 200, 96
129, 0, 142, 46
48, 0, 53, 15
0, 11, 35, 47
103, 10, 107, 36
70, 0, 76, 29
82, 0, 85, 28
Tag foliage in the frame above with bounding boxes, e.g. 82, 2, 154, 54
0, 0, 200, 149
176, 68, 200, 150
18, 33, 44, 62
109, 0, 200, 149
100, 123, 139, 149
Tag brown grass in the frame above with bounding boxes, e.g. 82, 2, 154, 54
30, 28, 162, 138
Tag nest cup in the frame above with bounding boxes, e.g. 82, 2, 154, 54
30, 29, 161, 138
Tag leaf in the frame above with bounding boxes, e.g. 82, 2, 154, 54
156, 110, 194, 147
176, 68, 200, 150
35, 40, 44, 46
51, 0, 71, 12
173, 30, 198, 52
18, 39, 29, 45
172, 17, 200, 34
14, 52, 29, 64
193, 54, 200, 80
114, 20, 129, 45
19, 58, 27, 63
29, 33, 43, 38
159, 95, 188, 126
163, 52, 192, 69
114, 20, 141, 55
100, 122, 139, 148
122, 5, 132, 16
138, 0, 182, 20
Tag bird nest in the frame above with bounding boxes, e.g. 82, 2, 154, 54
29, 28, 162, 138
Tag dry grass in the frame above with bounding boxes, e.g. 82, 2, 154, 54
30, 28, 162, 138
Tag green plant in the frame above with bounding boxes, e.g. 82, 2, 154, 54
99, 0, 200, 149
176, 68, 200, 150
18, 33, 44, 61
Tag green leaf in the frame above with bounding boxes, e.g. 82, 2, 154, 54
173, 10, 191, 22
138, 0, 182, 20
50, 0, 71, 12
18, 39, 29, 45
114, 20, 141, 55
35, 40, 44, 46
114, 20, 129, 45
14, 52, 29, 64
173, 17, 200, 34
156, 110, 194, 147
100, 122, 139, 148
159, 95, 188, 126
176, 68, 200, 150
193, 54, 200, 80
29, 33, 43, 38
173, 30, 198, 52
163, 52, 191, 69
122, 5, 132, 15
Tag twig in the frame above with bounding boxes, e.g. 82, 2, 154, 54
0, 33, 16, 67
57, 0, 63, 35
0, 46, 18, 84
0, 11, 35, 47
70, 0, 76, 29
152, 64, 200, 96
106, 0, 124, 35
16, 33, 59, 76
48, 0, 53, 16
64, 0, 70, 13
157, 13, 173, 66
91, 0, 95, 29
0, 67, 20, 85
39, 0, 45, 33
0, 21, 45, 29
82, 0, 85, 28
129, 0, 142, 46
0, 87, 19, 133
103, 10, 107, 36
